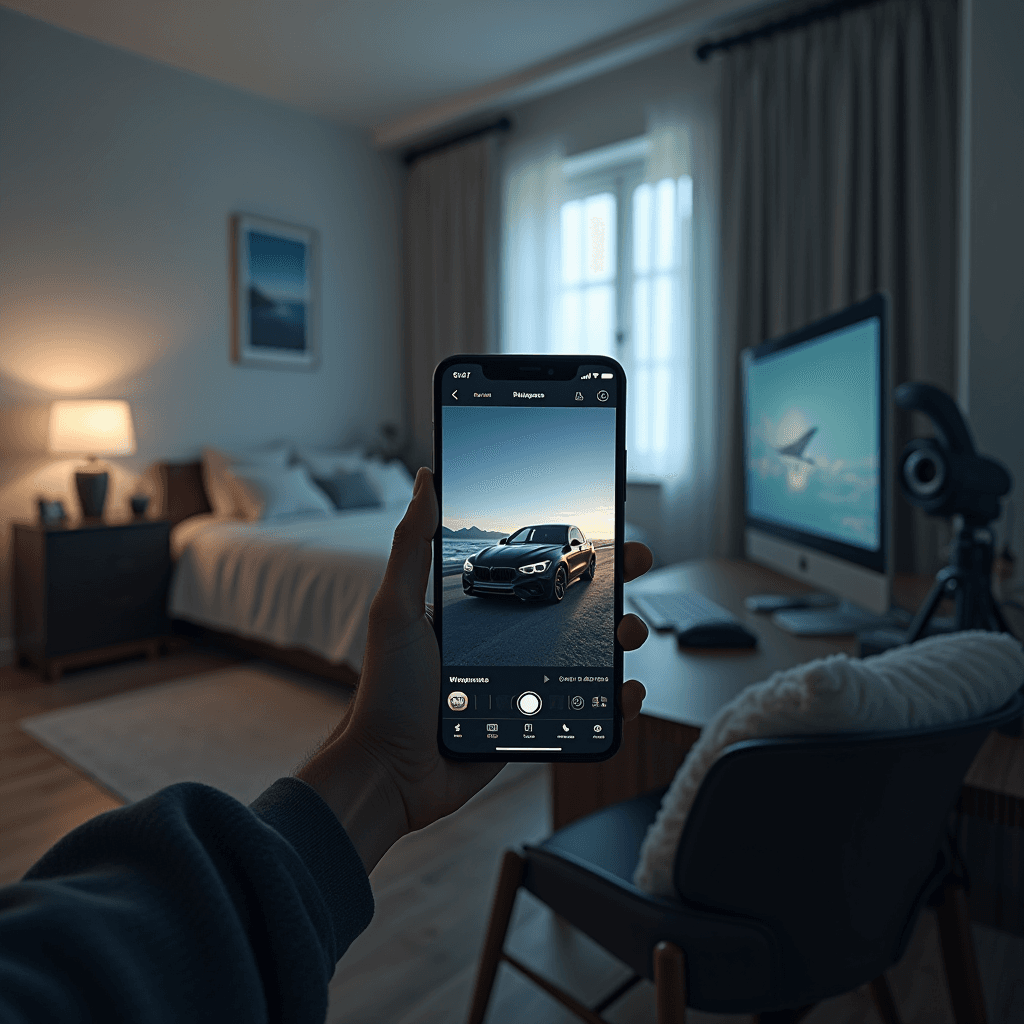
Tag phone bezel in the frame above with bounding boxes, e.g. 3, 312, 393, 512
432, 353, 626, 763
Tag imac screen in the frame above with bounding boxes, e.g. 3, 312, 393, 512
745, 316, 881, 552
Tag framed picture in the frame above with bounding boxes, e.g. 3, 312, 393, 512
231, 213, 319, 370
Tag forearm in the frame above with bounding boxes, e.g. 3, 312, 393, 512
0, 778, 373, 1024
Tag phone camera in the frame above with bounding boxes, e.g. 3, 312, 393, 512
548, 368, 554, 375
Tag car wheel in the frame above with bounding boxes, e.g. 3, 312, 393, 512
551, 566, 567, 602
583, 557, 596, 581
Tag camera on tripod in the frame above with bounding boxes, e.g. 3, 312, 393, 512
897, 383, 1011, 528
860, 382, 1014, 657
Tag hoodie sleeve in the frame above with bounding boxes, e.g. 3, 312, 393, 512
0, 776, 374, 1024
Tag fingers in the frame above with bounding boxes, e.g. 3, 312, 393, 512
623, 542, 653, 583
621, 679, 646, 722
617, 613, 649, 651
374, 468, 437, 622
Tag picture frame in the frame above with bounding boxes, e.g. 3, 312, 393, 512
231, 213, 319, 371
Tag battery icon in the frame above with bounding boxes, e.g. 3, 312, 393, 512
601, 373, 614, 379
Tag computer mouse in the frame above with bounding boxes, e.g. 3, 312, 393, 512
676, 621, 758, 649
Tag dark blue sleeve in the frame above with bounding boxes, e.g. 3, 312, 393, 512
0, 777, 374, 1024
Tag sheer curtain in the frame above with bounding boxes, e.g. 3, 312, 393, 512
500, 141, 564, 355
635, 111, 718, 564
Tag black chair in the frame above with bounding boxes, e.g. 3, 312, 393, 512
468, 692, 1024, 1024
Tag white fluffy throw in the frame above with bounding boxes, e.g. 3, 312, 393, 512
632, 630, 1024, 897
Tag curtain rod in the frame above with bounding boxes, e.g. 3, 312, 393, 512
402, 116, 512, 166
695, 0, 887, 61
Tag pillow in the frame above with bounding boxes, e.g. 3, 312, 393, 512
313, 470, 383, 511
230, 465, 335, 521
202, 444, 291, 519
363, 459, 415, 506
299, 449, 415, 507
296, 448, 367, 478
633, 630, 1024, 897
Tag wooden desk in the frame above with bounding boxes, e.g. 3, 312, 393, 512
550, 558, 1024, 831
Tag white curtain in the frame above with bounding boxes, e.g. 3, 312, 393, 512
500, 141, 564, 355
637, 109, 718, 564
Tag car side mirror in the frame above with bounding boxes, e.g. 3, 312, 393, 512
570, 538, 581, 547
498, 537, 507, 545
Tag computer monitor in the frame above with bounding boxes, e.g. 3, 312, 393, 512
742, 294, 891, 630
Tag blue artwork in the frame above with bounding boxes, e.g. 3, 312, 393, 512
233, 214, 318, 370
247, 230, 307, 351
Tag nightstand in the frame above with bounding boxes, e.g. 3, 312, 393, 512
13, 519, 173, 680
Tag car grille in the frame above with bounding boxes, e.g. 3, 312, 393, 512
474, 566, 516, 583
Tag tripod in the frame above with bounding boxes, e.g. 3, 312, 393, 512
905, 519, 1014, 642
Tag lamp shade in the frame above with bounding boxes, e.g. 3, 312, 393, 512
49, 400, 136, 456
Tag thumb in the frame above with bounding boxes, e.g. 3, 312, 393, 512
374, 467, 437, 622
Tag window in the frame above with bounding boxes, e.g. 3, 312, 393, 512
561, 143, 692, 478
503, 136, 693, 479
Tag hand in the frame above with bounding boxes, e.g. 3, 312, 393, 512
296, 467, 653, 873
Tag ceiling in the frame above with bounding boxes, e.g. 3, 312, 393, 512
0, 0, 772, 145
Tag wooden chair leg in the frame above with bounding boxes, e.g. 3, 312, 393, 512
467, 850, 525, 1024
654, 940, 687, 1024
868, 974, 902, 1024
935, 880, 988, 1024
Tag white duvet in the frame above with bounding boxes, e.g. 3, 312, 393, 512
169, 507, 421, 670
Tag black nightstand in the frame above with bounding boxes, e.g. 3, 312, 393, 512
13, 519, 173, 680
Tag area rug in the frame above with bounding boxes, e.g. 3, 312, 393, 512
19, 664, 351, 805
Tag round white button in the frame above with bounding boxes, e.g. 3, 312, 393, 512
517, 691, 542, 715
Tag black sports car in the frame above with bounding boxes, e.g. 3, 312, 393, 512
462, 524, 596, 602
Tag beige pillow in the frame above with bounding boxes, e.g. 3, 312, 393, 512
633, 631, 1024, 897
201, 445, 291, 520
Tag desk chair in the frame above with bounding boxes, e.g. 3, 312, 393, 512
468, 692, 1024, 1024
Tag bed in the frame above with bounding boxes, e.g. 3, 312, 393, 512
159, 455, 417, 686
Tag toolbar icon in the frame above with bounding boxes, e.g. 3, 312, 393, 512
570, 695, 585, 711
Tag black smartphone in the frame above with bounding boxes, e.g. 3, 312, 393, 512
432, 354, 626, 763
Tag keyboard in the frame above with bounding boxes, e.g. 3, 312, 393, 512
629, 591, 740, 633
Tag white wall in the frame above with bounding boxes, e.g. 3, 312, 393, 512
0, 8, 404, 652
962, 0, 1024, 582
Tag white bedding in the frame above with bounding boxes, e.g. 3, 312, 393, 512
169, 507, 421, 669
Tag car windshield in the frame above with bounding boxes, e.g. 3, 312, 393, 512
507, 526, 568, 545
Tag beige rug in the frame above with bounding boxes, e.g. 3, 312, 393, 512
19, 664, 351, 805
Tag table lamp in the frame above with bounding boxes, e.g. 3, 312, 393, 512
49, 399, 136, 520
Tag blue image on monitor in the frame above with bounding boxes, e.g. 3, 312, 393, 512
745, 318, 881, 552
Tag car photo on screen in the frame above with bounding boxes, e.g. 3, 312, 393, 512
441, 405, 616, 667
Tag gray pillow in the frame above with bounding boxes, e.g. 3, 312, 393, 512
313, 470, 383, 511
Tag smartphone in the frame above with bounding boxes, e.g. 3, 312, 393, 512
432, 354, 626, 763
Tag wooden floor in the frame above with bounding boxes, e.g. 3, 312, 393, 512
1, 647, 1022, 1023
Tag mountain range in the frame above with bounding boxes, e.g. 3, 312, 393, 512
441, 526, 506, 539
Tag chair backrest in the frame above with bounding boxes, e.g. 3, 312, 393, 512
672, 691, 1024, 1006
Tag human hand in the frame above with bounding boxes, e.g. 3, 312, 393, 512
296, 468, 653, 872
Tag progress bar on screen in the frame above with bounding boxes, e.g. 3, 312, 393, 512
496, 747, 562, 751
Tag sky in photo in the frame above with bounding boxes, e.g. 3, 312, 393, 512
442, 405, 616, 539
248, 230, 307, 300
745, 317, 881, 550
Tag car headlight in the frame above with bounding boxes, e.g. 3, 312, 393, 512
517, 560, 551, 575
464, 559, 474, 572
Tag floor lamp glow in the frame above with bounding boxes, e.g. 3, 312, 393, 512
49, 400, 136, 519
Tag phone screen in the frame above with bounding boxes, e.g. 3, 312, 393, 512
433, 356, 624, 761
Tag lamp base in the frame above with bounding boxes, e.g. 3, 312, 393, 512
75, 470, 109, 519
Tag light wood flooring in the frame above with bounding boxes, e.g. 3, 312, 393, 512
2, 648, 1022, 1023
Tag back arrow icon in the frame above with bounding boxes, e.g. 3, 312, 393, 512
452, 390, 458, 400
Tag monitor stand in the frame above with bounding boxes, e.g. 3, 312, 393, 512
771, 600, 896, 637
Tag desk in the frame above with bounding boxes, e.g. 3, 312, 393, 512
550, 558, 1024, 833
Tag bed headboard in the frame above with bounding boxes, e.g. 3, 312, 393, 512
158, 460, 212, 526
